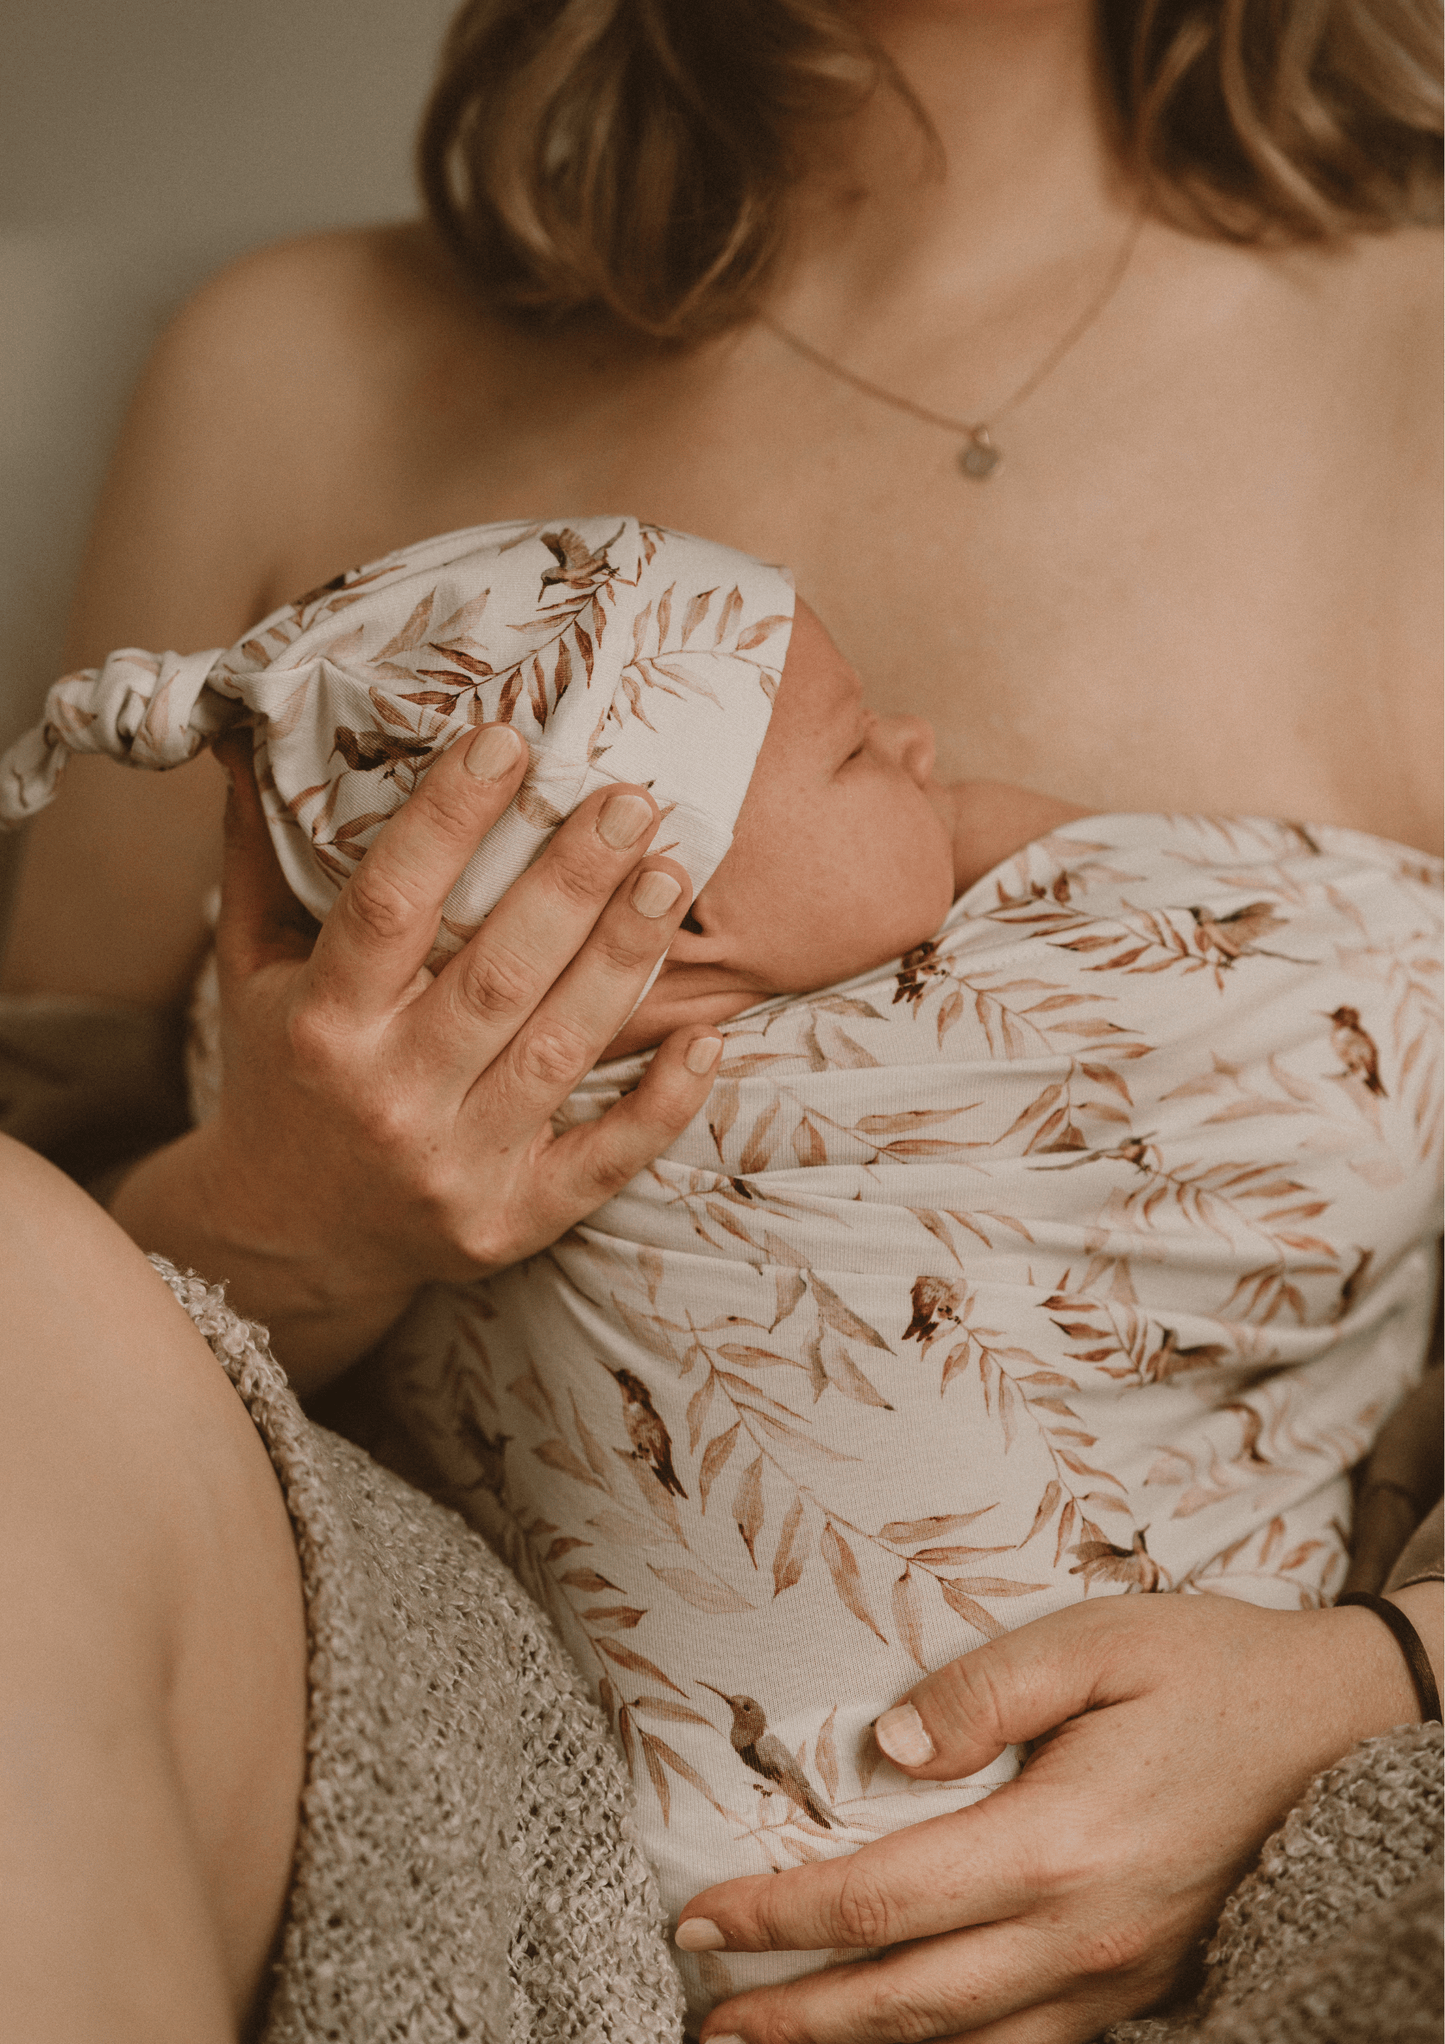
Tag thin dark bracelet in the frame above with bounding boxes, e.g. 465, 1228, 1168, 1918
1337, 1591, 1442, 1724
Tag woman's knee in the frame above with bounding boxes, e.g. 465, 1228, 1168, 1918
0, 1133, 306, 2034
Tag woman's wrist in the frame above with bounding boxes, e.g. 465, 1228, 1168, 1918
1321, 1585, 1443, 1749
108, 1124, 418, 1387
1384, 1579, 1445, 1712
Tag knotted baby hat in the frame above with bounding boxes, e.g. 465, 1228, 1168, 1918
0, 518, 795, 959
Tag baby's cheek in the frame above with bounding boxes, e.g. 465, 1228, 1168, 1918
786, 841, 953, 990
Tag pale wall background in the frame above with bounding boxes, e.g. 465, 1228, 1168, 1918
0, 0, 455, 754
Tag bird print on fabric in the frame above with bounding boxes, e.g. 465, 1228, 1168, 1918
1070, 1528, 1166, 1591
537, 525, 625, 601
1326, 1006, 1386, 1096
330, 725, 434, 777
613, 1367, 688, 1498
700, 1686, 836, 1828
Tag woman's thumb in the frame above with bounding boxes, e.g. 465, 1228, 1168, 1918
873, 1601, 1131, 1781
213, 729, 317, 975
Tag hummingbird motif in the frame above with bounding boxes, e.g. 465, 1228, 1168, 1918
1069, 1526, 1165, 1591
612, 1368, 687, 1497
537, 524, 623, 601
1186, 900, 1298, 967
700, 1685, 835, 1828
891, 937, 946, 1008
903, 1274, 964, 1345
330, 724, 433, 778
1324, 1006, 1386, 1096
1141, 1326, 1233, 1384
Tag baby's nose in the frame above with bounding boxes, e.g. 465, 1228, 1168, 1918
874, 713, 937, 789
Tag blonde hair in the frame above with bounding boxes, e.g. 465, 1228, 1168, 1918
417, 0, 1443, 341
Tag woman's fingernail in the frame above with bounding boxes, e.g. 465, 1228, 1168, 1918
875, 1703, 935, 1767
685, 1034, 724, 1076
675, 1918, 728, 1952
599, 792, 655, 848
465, 724, 525, 779
631, 869, 683, 919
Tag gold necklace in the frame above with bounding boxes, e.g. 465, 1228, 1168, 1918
760, 212, 1146, 481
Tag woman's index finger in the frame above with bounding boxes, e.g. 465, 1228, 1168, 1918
677, 1781, 1048, 1957
308, 725, 528, 1014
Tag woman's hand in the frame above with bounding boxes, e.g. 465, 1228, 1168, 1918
679, 1592, 1426, 2044
110, 723, 724, 1390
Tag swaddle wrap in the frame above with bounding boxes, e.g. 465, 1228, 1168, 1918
337, 813, 1442, 2024
0, 519, 794, 962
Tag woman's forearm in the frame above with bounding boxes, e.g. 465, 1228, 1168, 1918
108, 1127, 417, 1391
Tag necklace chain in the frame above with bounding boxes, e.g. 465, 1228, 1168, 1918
760, 212, 1146, 480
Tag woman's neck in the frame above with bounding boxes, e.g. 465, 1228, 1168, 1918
775, 2, 1135, 346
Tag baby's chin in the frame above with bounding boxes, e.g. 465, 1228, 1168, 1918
601, 867, 956, 1064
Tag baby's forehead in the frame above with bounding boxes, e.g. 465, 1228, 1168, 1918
763, 599, 865, 739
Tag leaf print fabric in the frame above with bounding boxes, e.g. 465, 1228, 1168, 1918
0, 519, 793, 969
350, 812, 1442, 2023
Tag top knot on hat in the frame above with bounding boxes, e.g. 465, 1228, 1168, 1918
0, 518, 796, 961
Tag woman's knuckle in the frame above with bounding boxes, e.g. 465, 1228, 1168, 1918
756, 2011, 815, 2044
361, 1095, 415, 1154
283, 1001, 337, 1074
832, 1859, 898, 1948
418, 773, 487, 845
458, 1219, 512, 1271
1073, 1912, 1154, 1979
582, 1154, 634, 1206
594, 920, 654, 975
861, 1974, 952, 2041
543, 840, 610, 914
516, 1019, 590, 1093
454, 943, 538, 1022
344, 865, 417, 947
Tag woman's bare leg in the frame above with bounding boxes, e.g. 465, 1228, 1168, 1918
0, 1133, 306, 2043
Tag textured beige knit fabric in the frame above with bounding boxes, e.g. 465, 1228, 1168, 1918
1107, 1721, 1443, 2044
150, 1257, 686, 2044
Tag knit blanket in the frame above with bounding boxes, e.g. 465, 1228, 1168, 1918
148, 1258, 687, 2044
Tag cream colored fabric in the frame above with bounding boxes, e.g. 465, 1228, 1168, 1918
0, 519, 793, 965
323, 814, 1443, 2024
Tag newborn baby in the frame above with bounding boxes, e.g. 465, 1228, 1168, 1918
7, 519, 1440, 2028
599, 594, 1082, 1062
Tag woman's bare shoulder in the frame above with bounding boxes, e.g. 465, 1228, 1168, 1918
2, 227, 498, 1008
164, 223, 512, 424
145, 224, 524, 607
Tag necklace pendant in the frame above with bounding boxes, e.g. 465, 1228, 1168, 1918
959, 428, 1001, 480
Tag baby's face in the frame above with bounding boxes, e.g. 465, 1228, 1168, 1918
697, 600, 955, 993
608, 601, 955, 1057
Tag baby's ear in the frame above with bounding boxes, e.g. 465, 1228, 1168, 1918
663, 895, 732, 965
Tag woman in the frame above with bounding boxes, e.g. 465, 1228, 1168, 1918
1, 2, 1440, 2040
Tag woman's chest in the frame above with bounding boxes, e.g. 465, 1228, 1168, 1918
276, 235, 1442, 842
